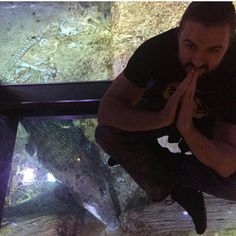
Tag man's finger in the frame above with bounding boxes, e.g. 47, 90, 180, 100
176, 69, 198, 95
189, 70, 199, 98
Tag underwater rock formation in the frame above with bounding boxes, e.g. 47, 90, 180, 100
21, 120, 120, 230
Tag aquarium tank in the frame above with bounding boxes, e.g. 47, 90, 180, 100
1, 2, 236, 236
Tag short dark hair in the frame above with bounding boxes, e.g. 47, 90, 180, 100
180, 2, 236, 38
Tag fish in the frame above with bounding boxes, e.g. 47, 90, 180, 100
21, 119, 121, 230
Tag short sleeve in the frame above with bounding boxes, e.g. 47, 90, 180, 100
123, 38, 157, 88
123, 28, 179, 88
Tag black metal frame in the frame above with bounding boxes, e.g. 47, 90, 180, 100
0, 80, 111, 227
0, 81, 111, 117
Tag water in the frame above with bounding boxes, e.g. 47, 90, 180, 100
0, 2, 112, 84
0, 2, 188, 85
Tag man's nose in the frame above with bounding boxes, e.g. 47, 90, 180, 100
191, 51, 206, 68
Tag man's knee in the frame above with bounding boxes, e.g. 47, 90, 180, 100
95, 125, 121, 155
95, 124, 111, 148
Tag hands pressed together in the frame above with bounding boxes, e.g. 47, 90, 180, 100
160, 70, 199, 137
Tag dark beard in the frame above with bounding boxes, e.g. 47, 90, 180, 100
184, 62, 209, 76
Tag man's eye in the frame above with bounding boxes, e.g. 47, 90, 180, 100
185, 43, 195, 50
208, 48, 221, 54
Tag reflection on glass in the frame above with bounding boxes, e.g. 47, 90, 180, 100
3, 119, 123, 235
0, 2, 112, 84
0, 2, 188, 85
2, 119, 236, 235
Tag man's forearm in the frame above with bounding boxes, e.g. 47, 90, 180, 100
98, 97, 167, 131
99, 71, 195, 132
182, 127, 236, 177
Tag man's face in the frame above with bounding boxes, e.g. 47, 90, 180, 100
178, 20, 231, 76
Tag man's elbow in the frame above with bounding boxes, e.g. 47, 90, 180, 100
97, 100, 109, 125
217, 165, 235, 178
219, 170, 232, 178
97, 116, 104, 125
97, 105, 115, 127
97, 116, 109, 126
97, 111, 109, 126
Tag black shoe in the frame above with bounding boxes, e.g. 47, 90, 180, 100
171, 186, 207, 234
147, 184, 173, 202
108, 157, 119, 167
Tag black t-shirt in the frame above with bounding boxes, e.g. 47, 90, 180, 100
123, 27, 236, 152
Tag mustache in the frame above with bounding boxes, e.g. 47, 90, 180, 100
184, 62, 208, 71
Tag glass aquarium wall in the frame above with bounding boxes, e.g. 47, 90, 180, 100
2, 118, 139, 235
0, 2, 189, 84
3, 119, 236, 236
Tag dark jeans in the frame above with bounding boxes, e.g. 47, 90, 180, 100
95, 124, 236, 201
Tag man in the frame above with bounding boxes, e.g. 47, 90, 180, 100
95, 2, 236, 234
